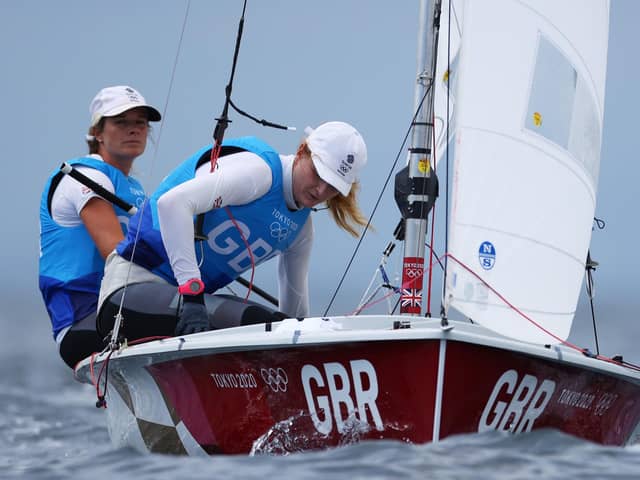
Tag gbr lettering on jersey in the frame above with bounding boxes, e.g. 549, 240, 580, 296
207, 219, 282, 273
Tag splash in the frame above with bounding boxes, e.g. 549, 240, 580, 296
250, 410, 380, 455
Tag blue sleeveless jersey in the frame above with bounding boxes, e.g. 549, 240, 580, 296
39, 157, 146, 338
117, 137, 310, 292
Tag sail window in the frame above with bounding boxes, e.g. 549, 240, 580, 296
525, 35, 601, 182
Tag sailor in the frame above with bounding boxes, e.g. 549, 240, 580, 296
97, 121, 368, 340
39, 86, 161, 368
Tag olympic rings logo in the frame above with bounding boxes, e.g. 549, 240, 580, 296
261, 367, 289, 392
405, 267, 423, 279
269, 222, 289, 241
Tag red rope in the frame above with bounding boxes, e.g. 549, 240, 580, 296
351, 252, 640, 373
348, 265, 430, 315
224, 206, 255, 302
444, 252, 640, 371
207, 141, 256, 303
209, 142, 222, 172
88, 349, 114, 408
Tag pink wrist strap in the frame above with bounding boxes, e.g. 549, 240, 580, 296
178, 278, 205, 296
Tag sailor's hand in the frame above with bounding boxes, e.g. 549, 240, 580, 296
175, 300, 210, 336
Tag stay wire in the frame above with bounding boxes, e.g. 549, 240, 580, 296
585, 250, 600, 355
348, 4, 443, 318
439, 0, 453, 321
322, 83, 432, 316
209, 0, 248, 167
107, 0, 192, 352
197, 0, 292, 304
585, 215, 606, 355
206, 0, 293, 162
195, 0, 259, 300
425, 112, 438, 317
152, 0, 192, 156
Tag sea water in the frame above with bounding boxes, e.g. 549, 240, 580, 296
3, 306, 640, 480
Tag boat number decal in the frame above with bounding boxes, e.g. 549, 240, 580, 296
478, 241, 496, 270
210, 372, 258, 389
261, 367, 289, 392
479, 369, 556, 433
301, 360, 383, 435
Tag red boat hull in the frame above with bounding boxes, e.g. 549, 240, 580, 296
102, 338, 640, 454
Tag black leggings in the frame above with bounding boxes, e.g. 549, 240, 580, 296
97, 282, 286, 343
59, 312, 106, 369
97, 283, 180, 342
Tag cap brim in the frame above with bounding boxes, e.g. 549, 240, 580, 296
101, 104, 162, 122
311, 153, 351, 196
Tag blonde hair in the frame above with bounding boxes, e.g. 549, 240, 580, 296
86, 120, 104, 154
326, 181, 369, 237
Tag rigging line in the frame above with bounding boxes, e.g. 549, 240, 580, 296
440, 0, 452, 320
585, 250, 600, 355
444, 252, 640, 371
224, 206, 256, 303
208, 0, 248, 172
322, 83, 433, 317
151, 0, 192, 160
349, 262, 433, 315
194, 1, 285, 306
586, 218, 605, 354
194, 0, 249, 288
108, 0, 192, 349
426, 111, 438, 317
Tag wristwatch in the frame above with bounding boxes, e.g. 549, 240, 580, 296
178, 278, 205, 296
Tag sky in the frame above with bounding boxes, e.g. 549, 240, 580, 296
0, 1, 638, 360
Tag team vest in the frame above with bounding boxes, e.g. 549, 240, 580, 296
39, 157, 146, 338
117, 137, 311, 292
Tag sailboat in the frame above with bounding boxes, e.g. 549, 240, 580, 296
74, 0, 640, 455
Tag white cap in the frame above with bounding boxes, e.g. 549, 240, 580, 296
89, 85, 162, 127
306, 121, 367, 196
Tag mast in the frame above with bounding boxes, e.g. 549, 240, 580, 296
396, 0, 441, 316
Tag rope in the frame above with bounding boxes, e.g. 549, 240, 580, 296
425, 111, 438, 316
96, 0, 193, 406
90, 349, 114, 408
224, 206, 256, 303
443, 252, 640, 372
439, 0, 453, 321
353, 249, 640, 372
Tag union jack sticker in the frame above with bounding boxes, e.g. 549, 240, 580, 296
401, 288, 422, 308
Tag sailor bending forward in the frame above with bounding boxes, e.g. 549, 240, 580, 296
97, 121, 368, 340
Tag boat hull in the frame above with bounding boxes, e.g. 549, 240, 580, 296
77, 319, 640, 454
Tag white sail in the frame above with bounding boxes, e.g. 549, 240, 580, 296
443, 0, 610, 344
432, 0, 464, 170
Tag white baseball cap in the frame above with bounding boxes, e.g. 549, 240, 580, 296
89, 85, 162, 127
305, 121, 367, 196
